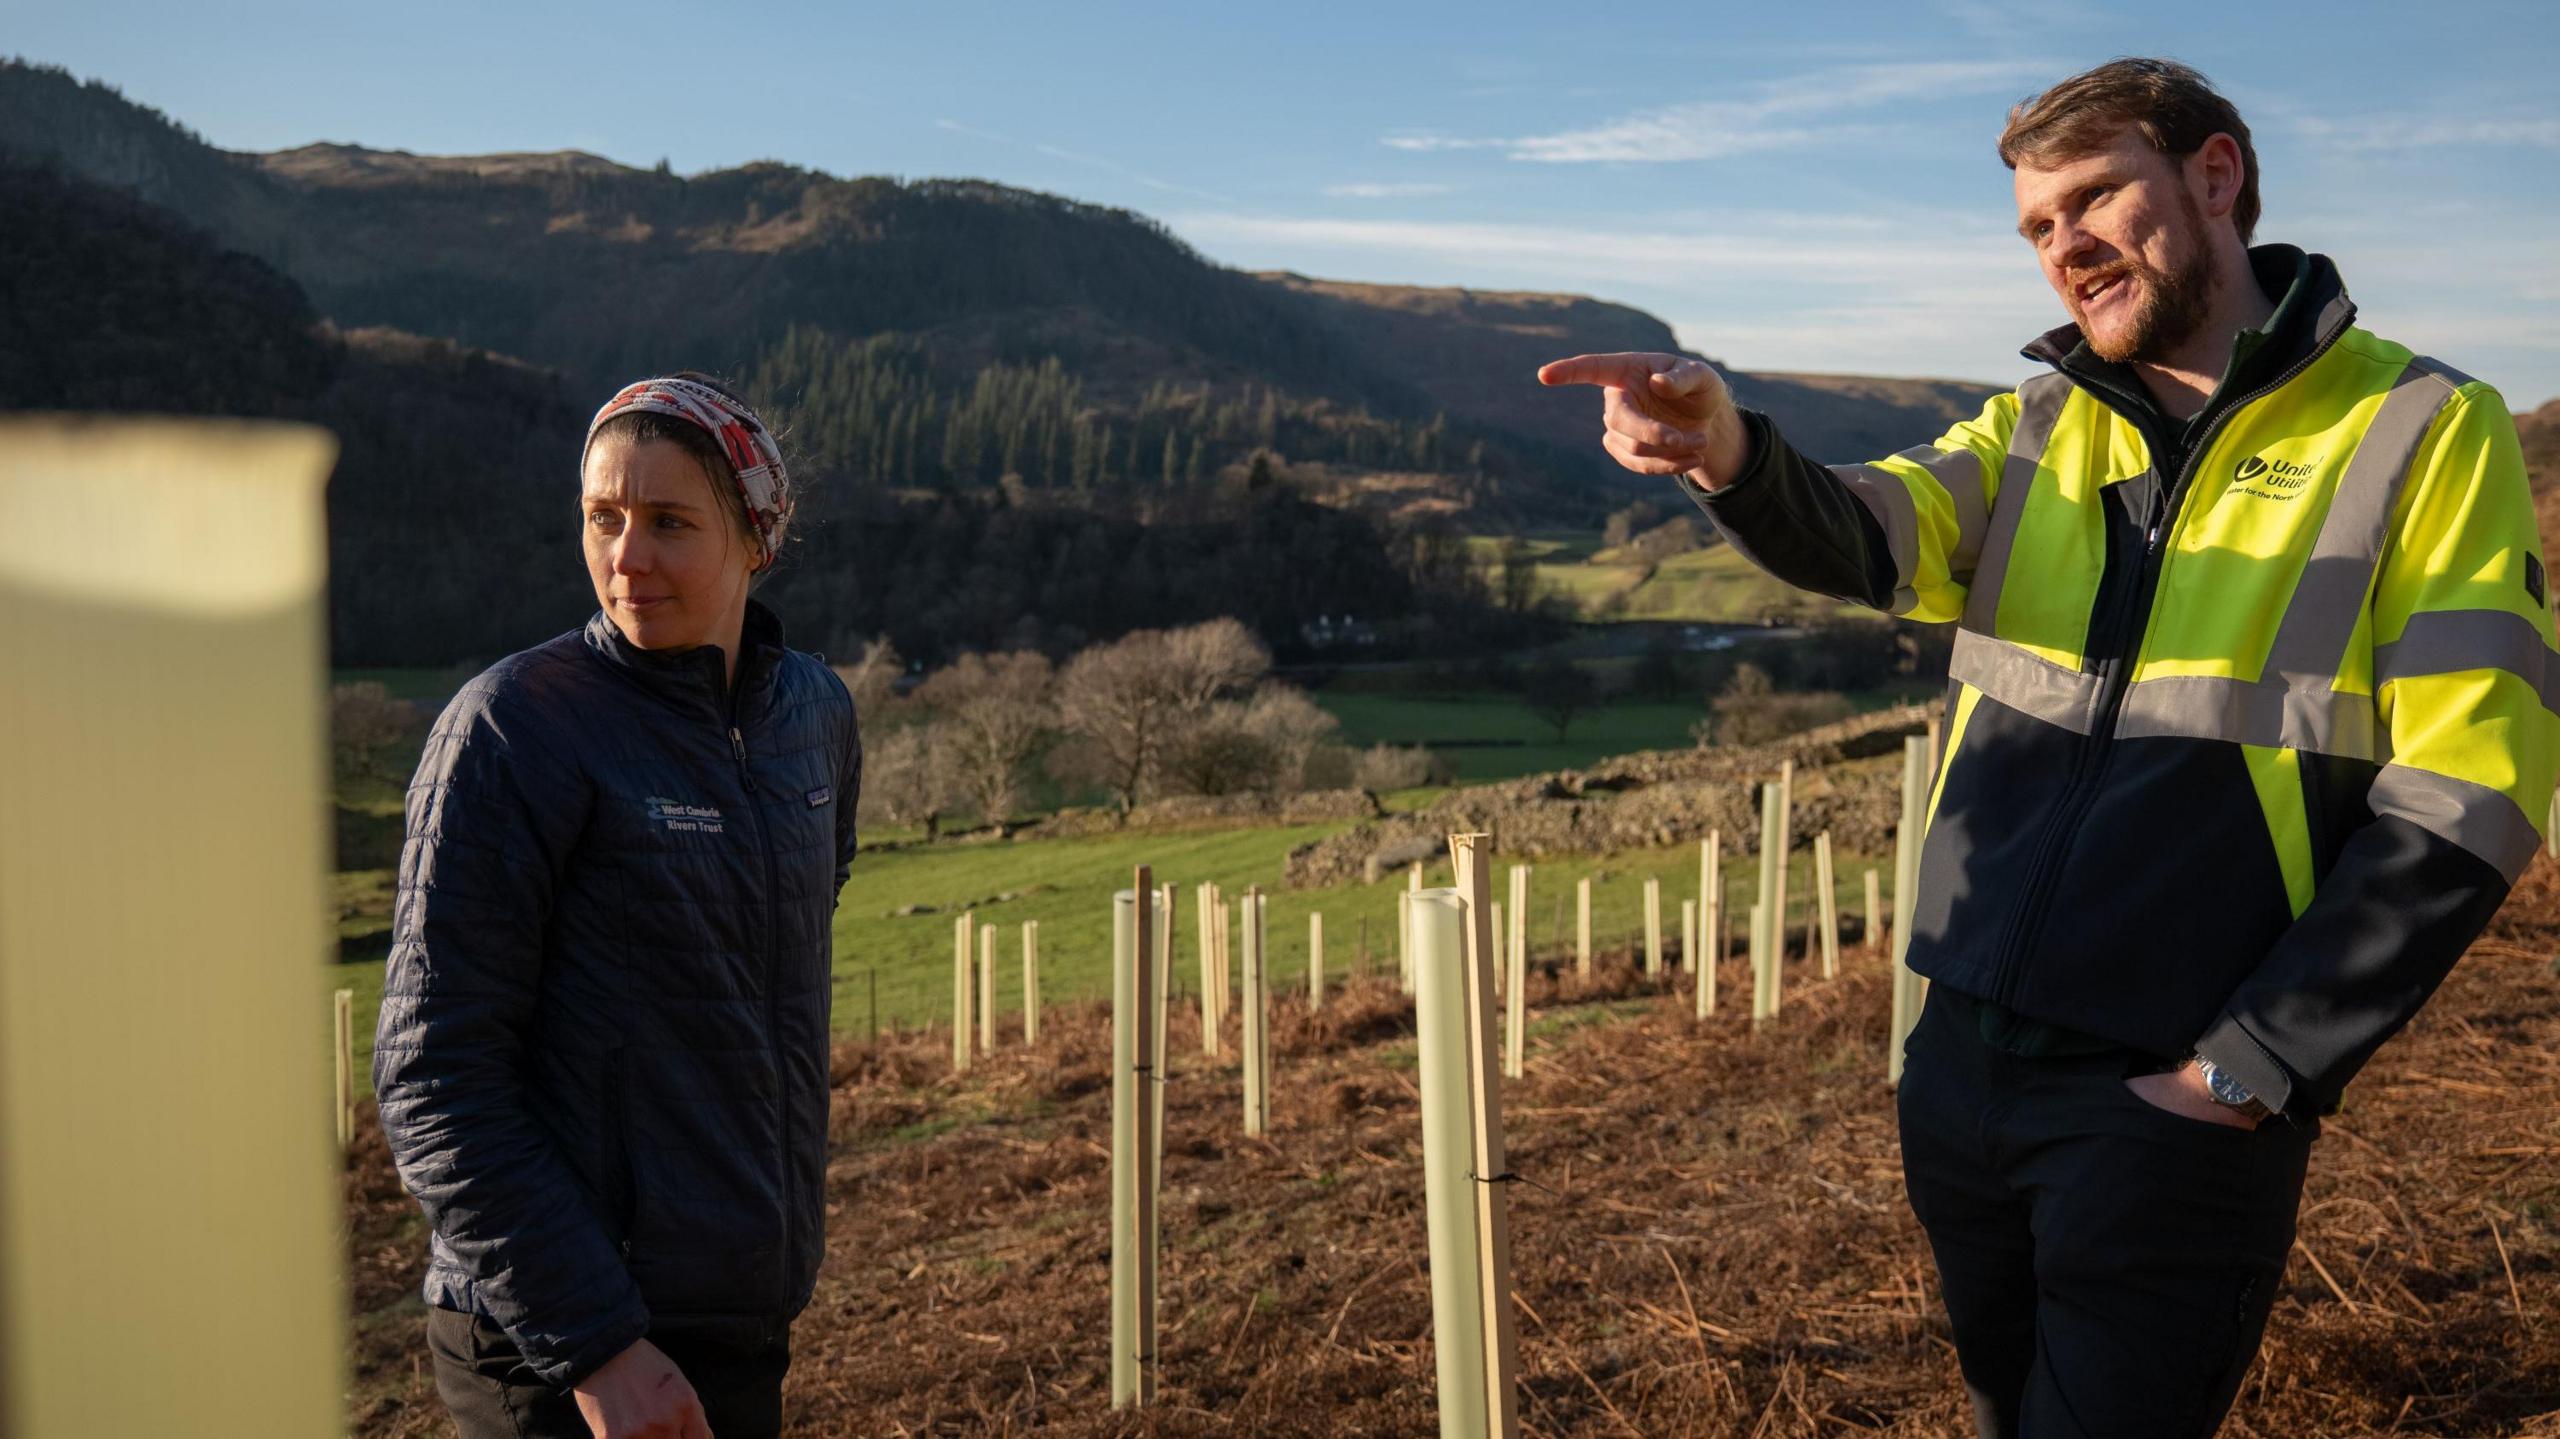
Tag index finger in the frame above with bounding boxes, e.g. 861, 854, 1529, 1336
1536, 352, 1671, 390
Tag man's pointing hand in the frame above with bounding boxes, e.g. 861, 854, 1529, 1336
1537, 351, 1751, 491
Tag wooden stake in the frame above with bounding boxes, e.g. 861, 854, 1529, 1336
1774, 759, 1795, 961
1490, 901, 1505, 998
1309, 910, 1325, 1009
1023, 922, 1040, 1046
1815, 831, 1839, 980
1575, 876, 1592, 976
1643, 877, 1662, 978
1694, 894, 1716, 1022
1243, 887, 1270, 1138
1505, 864, 1527, 1082
1445, 834, 1524, 1437
1890, 736, 1931, 1088
953, 913, 973, 1073
1700, 832, 1720, 982
1110, 870, 1160, 1408
1864, 867, 1885, 956
1681, 899, 1697, 981
1753, 781, 1782, 1024
977, 921, 995, 1054
332, 988, 354, 1152
1197, 882, 1219, 1057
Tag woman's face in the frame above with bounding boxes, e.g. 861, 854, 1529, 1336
581, 432, 761, 655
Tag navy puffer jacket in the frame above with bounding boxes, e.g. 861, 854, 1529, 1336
374, 599, 858, 1387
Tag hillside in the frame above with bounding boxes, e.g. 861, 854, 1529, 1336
339, 862, 2560, 1435
0, 60, 2000, 520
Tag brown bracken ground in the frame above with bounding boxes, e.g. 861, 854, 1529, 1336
344, 863, 2560, 1437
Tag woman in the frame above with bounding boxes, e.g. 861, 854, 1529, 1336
375, 374, 860, 1439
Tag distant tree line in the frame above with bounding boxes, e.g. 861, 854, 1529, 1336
3, 160, 1550, 669
741, 326, 1477, 497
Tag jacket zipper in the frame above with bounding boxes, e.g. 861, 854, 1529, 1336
1982, 334, 2344, 1006
729, 715, 790, 1312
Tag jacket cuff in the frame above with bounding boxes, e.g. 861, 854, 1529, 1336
2192, 1011, 2301, 1121
528, 1303, 654, 1391
1678, 407, 1775, 505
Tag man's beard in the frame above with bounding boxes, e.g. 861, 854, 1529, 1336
2070, 194, 2217, 364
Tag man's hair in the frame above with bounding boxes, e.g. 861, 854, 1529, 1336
1998, 58, 2260, 243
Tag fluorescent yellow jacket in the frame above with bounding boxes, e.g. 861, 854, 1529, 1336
1693, 247, 2557, 1116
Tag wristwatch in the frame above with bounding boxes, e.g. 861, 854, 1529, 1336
2193, 1055, 2273, 1123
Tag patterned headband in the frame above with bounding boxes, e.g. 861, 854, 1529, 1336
584, 376, 792, 572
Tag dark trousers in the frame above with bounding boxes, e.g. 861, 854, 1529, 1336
426, 1306, 790, 1439
1895, 984, 2318, 1439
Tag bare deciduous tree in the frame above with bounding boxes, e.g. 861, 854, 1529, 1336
857, 721, 956, 840
1161, 617, 1270, 716
1239, 685, 1341, 793
331, 681, 420, 783
1056, 631, 1178, 815
833, 634, 905, 719
914, 651, 1054, 837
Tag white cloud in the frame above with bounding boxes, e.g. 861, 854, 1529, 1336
2293, 113, 2560, 152
1167, 208, 2053, 382
1323, 181, 1460, 198
1385, 58, 2062, 164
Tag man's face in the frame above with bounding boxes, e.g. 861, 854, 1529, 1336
2013, 128, 2217, 364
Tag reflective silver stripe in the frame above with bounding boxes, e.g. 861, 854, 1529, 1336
1890, 443, 1996, 575
1834, 464, 1922, 614
1960, 373, 2072, 635
2369, 763, 2541, 882
2259, 358, 2468, 687
2114, 673, 2386, 761
2372, 608, 2560, 718
1947, 628, 2102, 734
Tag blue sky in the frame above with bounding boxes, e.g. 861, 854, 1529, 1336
20, 0, 2560, 404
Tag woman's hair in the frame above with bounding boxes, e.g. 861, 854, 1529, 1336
587, 370, 793, 573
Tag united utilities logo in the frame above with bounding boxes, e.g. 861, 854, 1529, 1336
2233, 452, 2325, 499
645, 796, 726, 835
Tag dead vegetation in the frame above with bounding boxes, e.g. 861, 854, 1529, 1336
345, 863, 2560, 1436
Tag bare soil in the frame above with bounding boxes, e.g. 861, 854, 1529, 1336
344, 864, 2560, 1437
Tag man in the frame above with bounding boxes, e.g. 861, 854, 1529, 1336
1541, 58, 2555, 1438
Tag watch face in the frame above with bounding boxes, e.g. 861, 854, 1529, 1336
2203, 1062, 2251, 1108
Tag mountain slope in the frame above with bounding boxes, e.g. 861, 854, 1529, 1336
0, 59, 2001, 508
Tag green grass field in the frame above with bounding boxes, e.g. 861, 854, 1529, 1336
1313, 689, 1706, 780
330, 816, 1890, 1097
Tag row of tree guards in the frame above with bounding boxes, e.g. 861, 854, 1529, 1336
1098, 734, 1944, 1433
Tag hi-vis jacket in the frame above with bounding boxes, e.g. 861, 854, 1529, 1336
1691, 247, 2557, 1120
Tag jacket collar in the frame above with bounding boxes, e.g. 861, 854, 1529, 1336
2020, 245, 2357, 429
581, 597, 788, 730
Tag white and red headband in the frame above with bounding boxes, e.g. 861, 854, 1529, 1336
585, 377, 793, 572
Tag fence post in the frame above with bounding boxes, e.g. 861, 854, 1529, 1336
953, 913, 973, 1073
1890, 736, 1931, 1087
1110, 871, 1160, 1408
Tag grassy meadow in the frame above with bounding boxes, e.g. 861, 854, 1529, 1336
331, 810, 1891, 1098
